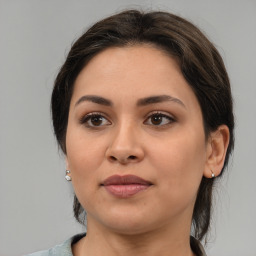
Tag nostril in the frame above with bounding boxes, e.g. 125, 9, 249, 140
108, 155, 137, 163
110, 156, 117, 161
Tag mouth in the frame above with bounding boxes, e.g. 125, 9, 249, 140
101, 175, 153, 198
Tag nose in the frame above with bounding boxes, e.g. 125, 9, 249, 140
105, 122, 145, 164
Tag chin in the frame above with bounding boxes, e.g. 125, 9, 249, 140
105, 220, 154, 236
93, 207, 167, 235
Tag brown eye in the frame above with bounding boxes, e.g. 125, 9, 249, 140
144, 113, 175, 126
80, 113, 111, 128
151, 115, 163, 125
91, 116, 103, 126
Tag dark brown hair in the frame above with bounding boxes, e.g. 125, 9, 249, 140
51, 9, 234, 241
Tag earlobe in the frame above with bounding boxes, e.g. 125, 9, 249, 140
65, 157, 70, 170
204, 125, 230, 178
65, 157, 72, 181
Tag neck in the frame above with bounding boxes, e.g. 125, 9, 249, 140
73, 217, 196, 256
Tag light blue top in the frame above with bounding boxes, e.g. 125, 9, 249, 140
25, 233, 85, 256
26, 233, 207, 256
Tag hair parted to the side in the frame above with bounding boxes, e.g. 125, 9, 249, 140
51, 9, 234, 241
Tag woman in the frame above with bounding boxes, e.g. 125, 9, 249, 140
28, 9, 234, 256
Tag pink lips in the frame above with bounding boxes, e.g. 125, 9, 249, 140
102, 175, 152, 198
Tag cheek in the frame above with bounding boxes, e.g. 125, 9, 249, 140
149, 128, 206, 196
66, 132, 107, 211
66, 128, 106, 186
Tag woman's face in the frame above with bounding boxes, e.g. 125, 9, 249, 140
66, 45, 211, 234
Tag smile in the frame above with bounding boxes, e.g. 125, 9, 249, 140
101, 175, 152, 198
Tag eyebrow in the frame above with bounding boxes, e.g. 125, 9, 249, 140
137, 95, 186, 108
75, 95, 112, 107
75, 94, 185, 108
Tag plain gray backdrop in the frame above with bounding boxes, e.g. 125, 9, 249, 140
0, 0, 255, 255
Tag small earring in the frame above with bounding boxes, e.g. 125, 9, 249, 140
211, 170, 215, 178
65, 170, 72, 181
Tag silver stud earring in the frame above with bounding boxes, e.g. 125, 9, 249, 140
211, 170, 215, 178
65, 170, 72, 181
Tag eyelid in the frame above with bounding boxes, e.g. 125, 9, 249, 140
143, 111, 176, 125
78, 110, 175, 127
79, 111, 111, 126
144, 111, 175, 120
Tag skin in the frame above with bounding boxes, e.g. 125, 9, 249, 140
65, 45, 230, 256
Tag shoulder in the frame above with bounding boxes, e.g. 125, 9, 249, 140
25, 233, 86, 256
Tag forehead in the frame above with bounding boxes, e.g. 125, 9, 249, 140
75, 45, 180, 84
71, 45, 198, 109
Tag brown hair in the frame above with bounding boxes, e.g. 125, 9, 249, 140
51, 9, 234, 240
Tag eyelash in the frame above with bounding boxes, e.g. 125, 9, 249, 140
79, 111, 175, 129
144, 111, 176, 127
79, 112, 111, 128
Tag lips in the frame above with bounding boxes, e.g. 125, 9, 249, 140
101, 175, 152, 198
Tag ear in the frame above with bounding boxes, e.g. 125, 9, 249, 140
65, 157, 70, 170
204, 125, 230, 178
65, 157, 72, 180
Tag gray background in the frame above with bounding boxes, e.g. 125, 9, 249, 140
0, 0, 255, 255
